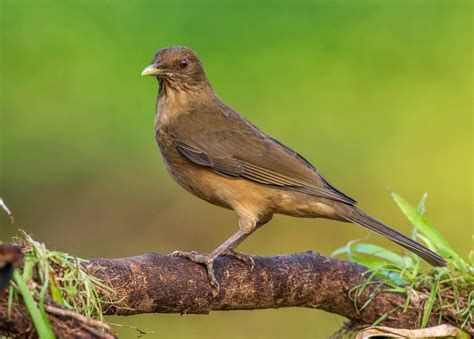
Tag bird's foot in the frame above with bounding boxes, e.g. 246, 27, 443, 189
223, 249, 255, 270
170, 250, 220, 295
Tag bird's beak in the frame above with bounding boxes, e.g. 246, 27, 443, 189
141, 64, 162, 77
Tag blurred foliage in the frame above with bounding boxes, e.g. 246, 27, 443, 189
0, 0, 472, 338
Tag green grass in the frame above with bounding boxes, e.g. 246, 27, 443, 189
7, 231, 118, 337
12, 269, 55, 338
332, 192, 473, 333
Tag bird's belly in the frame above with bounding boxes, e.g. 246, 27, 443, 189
165, 158, 339, 219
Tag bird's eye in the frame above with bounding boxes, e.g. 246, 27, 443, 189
178, 59, 189, 70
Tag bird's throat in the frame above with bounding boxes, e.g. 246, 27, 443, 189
155, 77, 215, 128
155, 84, 191, 127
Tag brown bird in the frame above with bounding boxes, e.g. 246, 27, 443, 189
141, 46, 447, 290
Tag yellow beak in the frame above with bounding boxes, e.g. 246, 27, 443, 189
141, 64, 162, 76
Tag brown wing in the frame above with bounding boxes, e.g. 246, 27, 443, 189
170, 107, 356, 205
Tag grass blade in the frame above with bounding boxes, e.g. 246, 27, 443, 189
350, 243, 412, 268
13, 269, 55, 338
7, 285, 15, 319
421, 274, 439, 328
391, 192, 463, 267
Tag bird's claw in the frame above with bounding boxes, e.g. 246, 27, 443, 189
223, 250, 255, 271
170, 250, 199, 258
170, 250, 220, 296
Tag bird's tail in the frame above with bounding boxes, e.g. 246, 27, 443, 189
342, 208, 447, 267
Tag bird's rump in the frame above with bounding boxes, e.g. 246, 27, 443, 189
170, 109, 356, 205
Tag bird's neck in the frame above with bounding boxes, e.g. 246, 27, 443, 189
155, 80, 215, 128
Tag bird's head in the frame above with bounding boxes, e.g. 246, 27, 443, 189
141, 46, 208, 90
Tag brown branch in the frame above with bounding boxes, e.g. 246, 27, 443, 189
89, 252, 435, 327
1, 245, 446, 337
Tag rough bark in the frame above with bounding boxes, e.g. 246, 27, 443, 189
1, 245, 441, 337
89, 251, 433, 327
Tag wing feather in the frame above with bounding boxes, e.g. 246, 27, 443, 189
170, 107, 357, 205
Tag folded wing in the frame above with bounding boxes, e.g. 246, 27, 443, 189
170, 108, 357, 205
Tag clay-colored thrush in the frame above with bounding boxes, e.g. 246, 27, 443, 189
142, 46, 447, 290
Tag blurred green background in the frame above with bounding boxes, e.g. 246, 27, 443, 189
0, 0, 472, 338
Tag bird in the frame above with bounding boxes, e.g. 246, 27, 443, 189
141, 46, 447, 291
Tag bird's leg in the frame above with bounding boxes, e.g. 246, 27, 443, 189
171, 229, 252, 294
220, 214, 271, 269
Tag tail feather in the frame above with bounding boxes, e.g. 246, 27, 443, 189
343, 208, 447, 267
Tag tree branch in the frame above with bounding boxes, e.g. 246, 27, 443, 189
1, 245, 446, 337
89, 251, 433, 327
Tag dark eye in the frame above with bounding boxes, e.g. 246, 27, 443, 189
178, 59, 189, 70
